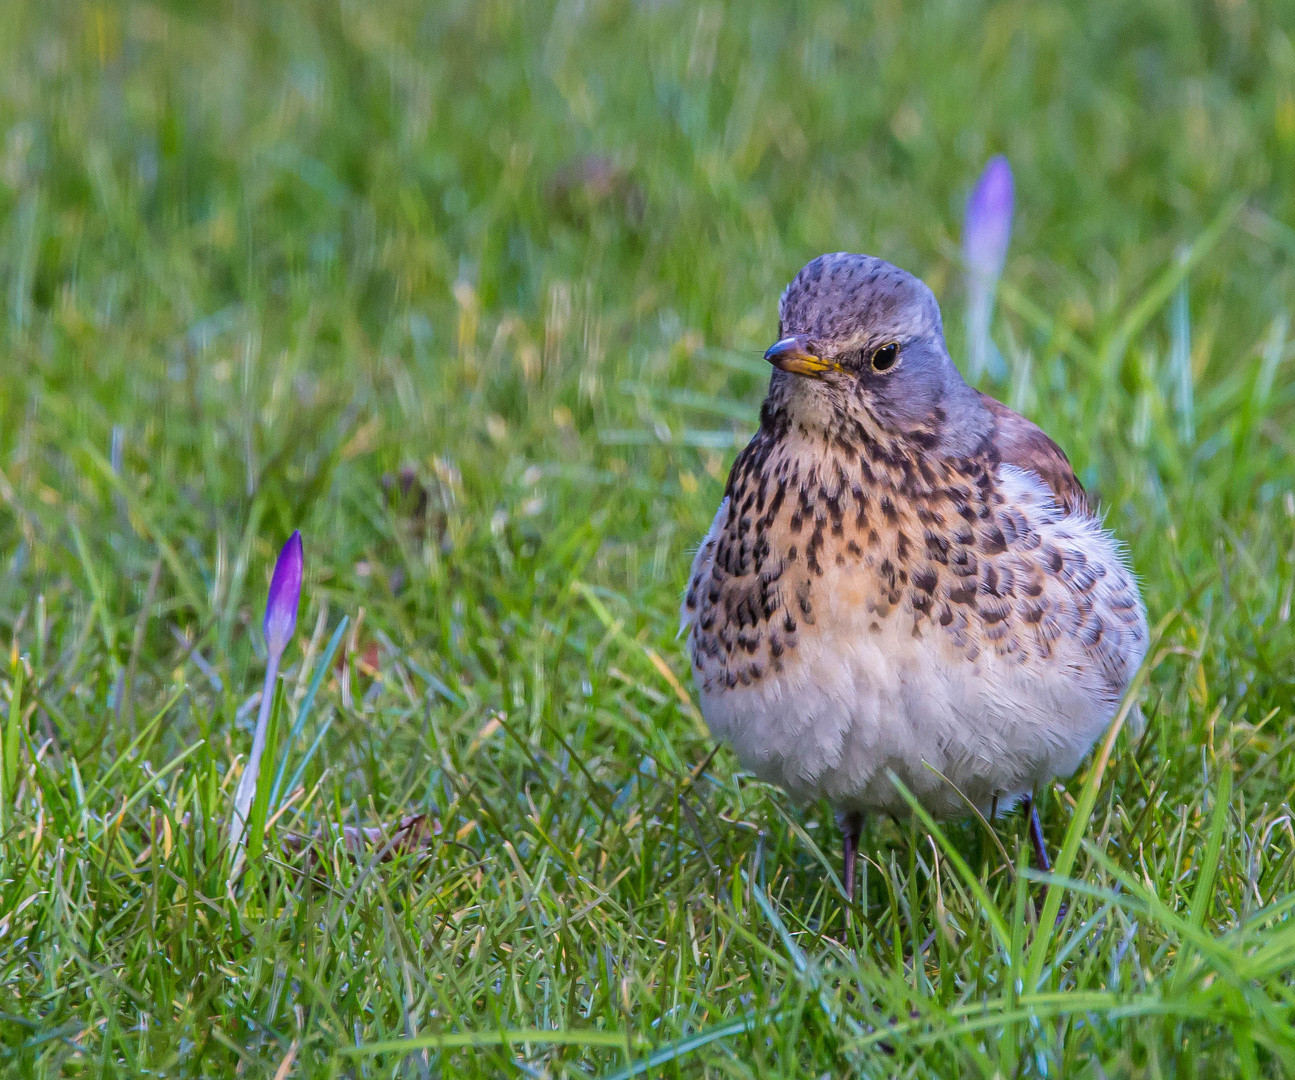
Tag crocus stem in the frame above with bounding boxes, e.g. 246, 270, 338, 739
228, 651, 280, 863
965, 283, 993, 381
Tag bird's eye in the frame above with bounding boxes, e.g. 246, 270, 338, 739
871, 343, 900, 372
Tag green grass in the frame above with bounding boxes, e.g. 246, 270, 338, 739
2, 0, 1295, 1075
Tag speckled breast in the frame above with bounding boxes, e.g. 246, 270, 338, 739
681, 428, 1147, 811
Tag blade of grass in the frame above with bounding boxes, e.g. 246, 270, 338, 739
1024, 607, 1182, 992
279, 710, 334, 810
67, 517, 115, 654
1187, 763, 1233, 932
1, 655, 23, 831
342, 1027, 632, 1056
269, 615, 348, 809
598, 1011, 780, 1080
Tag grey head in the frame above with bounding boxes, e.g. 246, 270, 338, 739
763, 253, 988, 454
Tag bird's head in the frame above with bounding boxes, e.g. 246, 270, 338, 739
764, 253, 986, 453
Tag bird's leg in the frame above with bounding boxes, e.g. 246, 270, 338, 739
1024, 794, 1057, 920
840, 810, 864, 902
1025, 796, 1051, 874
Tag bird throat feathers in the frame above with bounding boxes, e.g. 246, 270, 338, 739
756, 368, 993, 486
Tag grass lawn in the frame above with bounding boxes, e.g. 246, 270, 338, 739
3, 0, 1295, 1075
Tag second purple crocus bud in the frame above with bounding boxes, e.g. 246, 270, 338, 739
963, 155, 1014, 279
962, 155, 1015, 380
264, 530, 303, 661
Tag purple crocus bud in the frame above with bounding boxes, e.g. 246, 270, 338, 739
264, 531, 303, 661
229, 529, 304, 872
963, 155, 1014, 279
962, 156, 1014, 380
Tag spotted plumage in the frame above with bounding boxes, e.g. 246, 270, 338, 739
681, 254, 1147, 894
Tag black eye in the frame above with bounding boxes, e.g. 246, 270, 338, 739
871, 342, 900, 372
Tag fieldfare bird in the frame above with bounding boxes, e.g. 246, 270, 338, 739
681, 253, 1147, 900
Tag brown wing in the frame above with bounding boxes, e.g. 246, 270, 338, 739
978, 392, 1089, 515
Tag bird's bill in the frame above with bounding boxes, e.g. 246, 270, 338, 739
764, 336, 840, 377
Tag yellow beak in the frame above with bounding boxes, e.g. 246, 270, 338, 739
764, 335, 840, 377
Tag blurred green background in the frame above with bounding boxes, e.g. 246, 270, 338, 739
2, 1, 1295, 1076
